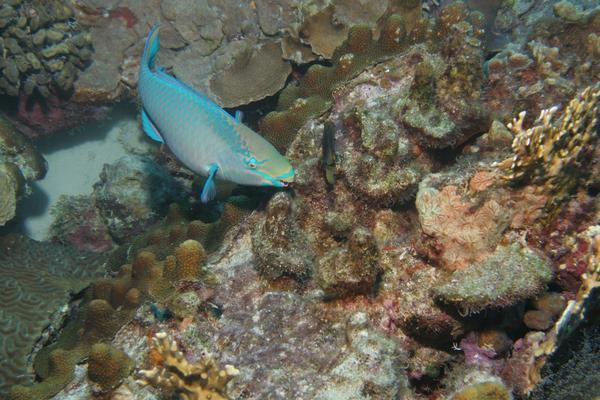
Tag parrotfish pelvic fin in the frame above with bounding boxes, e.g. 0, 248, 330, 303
200, 164, 219, 203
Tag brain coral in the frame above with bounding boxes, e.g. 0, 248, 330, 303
0, 234, 105, 396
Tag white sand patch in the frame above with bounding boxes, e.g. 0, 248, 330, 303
17, 107, 156, 240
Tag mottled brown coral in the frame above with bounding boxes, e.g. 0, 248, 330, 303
87, 343, 134, 390
138, 331, 239, 400
315, 227, 382, 298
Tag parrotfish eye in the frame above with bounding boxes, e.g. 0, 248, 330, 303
245, 156, 260, 169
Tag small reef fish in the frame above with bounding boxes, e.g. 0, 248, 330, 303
138, 26, 294, 203
322, 121, 336, 186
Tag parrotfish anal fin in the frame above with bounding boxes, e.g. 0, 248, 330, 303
235, 110, 243, 123
141, 109, 164, 143
201, 164, 219, 203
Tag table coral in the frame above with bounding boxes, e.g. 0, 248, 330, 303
138, 331, 239, 400
500, 85, 599, 214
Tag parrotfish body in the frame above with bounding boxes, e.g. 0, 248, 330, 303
138, 26, 294, 202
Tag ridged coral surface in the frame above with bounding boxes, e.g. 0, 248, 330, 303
0, 235, 105, 395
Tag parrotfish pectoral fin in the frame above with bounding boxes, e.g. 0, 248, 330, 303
235, 110, 243, 123
141, 109, 164, 143
200, 164, 219, 203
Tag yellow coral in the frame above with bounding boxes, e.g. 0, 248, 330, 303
501, 85, 599, 212
138, 332, 239, 400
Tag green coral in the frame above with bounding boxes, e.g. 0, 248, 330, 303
435, 243, 554, 313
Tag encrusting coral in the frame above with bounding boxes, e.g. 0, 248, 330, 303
138, 331, 239, 400
499, 85, 599, 215
435, 243, 554, 314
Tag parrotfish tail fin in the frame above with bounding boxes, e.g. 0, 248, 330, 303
201, 164, 219, 203
143, 25, 160, 70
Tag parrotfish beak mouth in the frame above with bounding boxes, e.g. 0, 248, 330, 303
275, 167, 294, 187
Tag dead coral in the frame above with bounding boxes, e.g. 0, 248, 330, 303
500, 85, 599, 213
138, 331, 239, 400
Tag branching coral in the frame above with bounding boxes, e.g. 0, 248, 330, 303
500, 85, 599, 213
138, 331, 239, 400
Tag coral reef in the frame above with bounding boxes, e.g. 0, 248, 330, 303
0, 0, 93, 97
49, 195, 113, 252
416, 175, 510, 271
435, 243, 554, 313
499, 85, 599, 214
487, 1, 600, 120
3, 1, 599, 400
0, 234, 105, 396
138, 331, 239, 400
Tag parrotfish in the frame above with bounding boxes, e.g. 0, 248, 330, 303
138, 26, 294, 203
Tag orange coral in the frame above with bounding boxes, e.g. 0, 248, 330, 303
416, 185, 510, 270
469, 171, 497, 192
